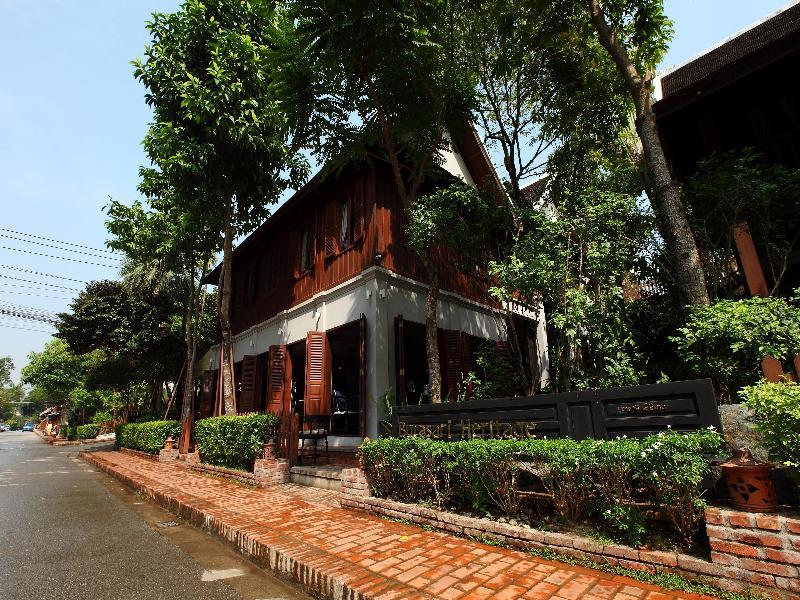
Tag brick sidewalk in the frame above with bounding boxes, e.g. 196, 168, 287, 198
81, 450, 714, 600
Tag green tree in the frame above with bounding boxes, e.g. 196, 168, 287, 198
686, 149, 800, 298
491, 154, 651, 391
107, 194, 219, 449
57, 279, 185, 411
134, 0, 308, 413
580, 0, 709, 306
21, 340, 83, 402
405, 180, 496, 402
0, 358, 21, 420
288, 0, 488, 403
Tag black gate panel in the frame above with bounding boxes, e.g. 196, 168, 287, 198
392, 379, 721, 441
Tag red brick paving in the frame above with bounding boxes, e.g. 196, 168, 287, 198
82, 450, 714, 600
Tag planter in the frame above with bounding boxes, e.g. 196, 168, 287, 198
721, 448, 778, 513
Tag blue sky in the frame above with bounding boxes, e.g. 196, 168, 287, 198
0, 0, 794, 381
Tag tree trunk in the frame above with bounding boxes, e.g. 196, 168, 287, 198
219, 201, 237, 414
587, 0, 709, 306
425, 262, 442, 404
179, 256, 196, 454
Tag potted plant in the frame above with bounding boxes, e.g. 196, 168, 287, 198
720, 447, 778, 512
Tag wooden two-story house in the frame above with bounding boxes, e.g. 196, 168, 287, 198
200, 126, 549, 447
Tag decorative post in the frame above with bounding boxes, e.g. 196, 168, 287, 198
732, 221, 769, 297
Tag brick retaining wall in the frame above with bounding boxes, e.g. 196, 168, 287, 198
340, 468, 797, 599
706, 506, 800, 595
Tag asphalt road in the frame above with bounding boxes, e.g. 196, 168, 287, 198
0, 431, 311, 600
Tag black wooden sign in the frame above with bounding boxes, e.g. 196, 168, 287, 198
392, 379, 721, 441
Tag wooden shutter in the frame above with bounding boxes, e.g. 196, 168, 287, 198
353, 192, 365, 242
200, 370, 215, 419
305, 331, 331, 416
460, 333, 475, 401
442, 329, 462, 402
359, 313, 366, 435
395, 316, 406, 405
238, 355, 258, 413
307, 215, 317, 268
267, 345, 291, 415
323, 202, 338, 258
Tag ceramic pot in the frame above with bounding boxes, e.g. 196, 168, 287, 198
721, 448, 778, 513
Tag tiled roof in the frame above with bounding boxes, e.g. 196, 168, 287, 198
660, 2, 800, 99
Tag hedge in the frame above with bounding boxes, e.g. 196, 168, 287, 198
195, 413, 280, 471
76, 424, 100, 439
359, 429, 724, 547
115, 420, 181, 454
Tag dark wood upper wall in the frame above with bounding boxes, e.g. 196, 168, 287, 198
656, 52, 800, 180
229, 162, 494, 336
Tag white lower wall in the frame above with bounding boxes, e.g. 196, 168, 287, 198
210, 266, 550, 443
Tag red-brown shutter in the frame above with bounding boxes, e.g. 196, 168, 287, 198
267, 345, 291, 415
359, 313, 366, 435
460, 333, 474, 401
395, 316, 406, 405
238, 355, 258, 413
305, 331, 331, 416
308, 214, 317, 268
443, 329, 461, 402
323, 201, 338, 258
200, 370, 215, 419
353, 192, 365, 242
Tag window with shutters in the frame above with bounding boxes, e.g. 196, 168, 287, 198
337, 192, 364, 252
298, 226, 316, 275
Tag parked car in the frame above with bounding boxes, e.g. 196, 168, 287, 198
22, 423, 34, 432
0, 423, 8, 432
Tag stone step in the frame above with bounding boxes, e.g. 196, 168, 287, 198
289, 465, 343, 491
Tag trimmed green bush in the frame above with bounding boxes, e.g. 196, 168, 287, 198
359, 429, 723, 547
115, 420, 181, 454
195, 413, 280, 471
76, 424, 100, 439
741, 380, 800, 475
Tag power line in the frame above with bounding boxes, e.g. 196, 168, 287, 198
0, 265, 88, 284
0, 322, 55, 334
0, 232, 121, 261
0, 227, 118, 256
0, 301, 59, 325
0, 288, 74, 302
0, 274, 81, 291
0, 246, 118, 269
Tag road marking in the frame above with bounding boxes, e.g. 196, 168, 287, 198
200, 568, 245, 582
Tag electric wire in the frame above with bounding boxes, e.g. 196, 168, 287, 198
0, 246, 118, 268
0, 264, 89, 284
0, 322, 55, 334
0, 288, 73, 301
0, 274, 81, 291
0, 227, 118, 256
0, 233, 121, 261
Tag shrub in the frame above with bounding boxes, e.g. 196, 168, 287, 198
65, 426, 78, 440
76, 424, 100, 439
359, 429, 723, 547
672, 293, 800, 402
741, 380, 800, 476
115, 420, 181, 454
194, 413, 280, 471
92, 410, 114, 425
